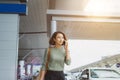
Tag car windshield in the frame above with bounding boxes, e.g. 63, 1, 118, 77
90, 69, 120, 78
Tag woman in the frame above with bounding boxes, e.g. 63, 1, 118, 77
39, 31, 71, 80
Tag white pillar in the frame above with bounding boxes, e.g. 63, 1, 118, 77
19, 60, 25, 77
0, 14, 19, 80
51, 20, 57, 36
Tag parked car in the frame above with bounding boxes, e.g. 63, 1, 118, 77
72, 72, 82, 80
64, 73, 72, 80
79, 67, 120, 80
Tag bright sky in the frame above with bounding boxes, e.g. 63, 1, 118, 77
65, 40, 120, 71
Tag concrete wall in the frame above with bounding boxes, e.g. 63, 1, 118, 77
0, 14, 19, 80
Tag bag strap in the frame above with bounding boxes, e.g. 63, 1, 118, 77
46, 48, 50, 70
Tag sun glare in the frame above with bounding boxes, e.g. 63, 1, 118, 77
84, 0, 118, 13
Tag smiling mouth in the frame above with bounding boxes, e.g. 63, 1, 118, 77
59, 41, 63, 44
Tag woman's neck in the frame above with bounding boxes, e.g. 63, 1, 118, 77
55, 44, 62, 48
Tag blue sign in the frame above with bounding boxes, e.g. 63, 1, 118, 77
0, 3, 27, 15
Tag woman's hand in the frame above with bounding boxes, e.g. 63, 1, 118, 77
64, 40, 69, 51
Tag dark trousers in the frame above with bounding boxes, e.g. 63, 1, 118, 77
45, 70, 65, 80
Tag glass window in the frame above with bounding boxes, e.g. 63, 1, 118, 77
90, 69, 120, 78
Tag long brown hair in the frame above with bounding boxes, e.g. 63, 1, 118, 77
49, 31, 67, 45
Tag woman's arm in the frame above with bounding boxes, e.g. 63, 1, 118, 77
65, 50, 71, 65
64, 40, 71, 65
65, 50, 71, 60
38, 70, 46, 80
38, 48, 49, 80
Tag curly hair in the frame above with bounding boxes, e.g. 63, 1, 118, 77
49, 31, 67, 45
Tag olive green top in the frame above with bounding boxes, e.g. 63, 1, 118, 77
41, 46, 71, 71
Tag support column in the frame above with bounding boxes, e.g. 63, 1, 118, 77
0, 2, 27, 80
0, 14, 19, 80
51, 20, 57, 36
30, 64, 33, 75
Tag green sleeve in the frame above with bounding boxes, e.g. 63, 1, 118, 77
41, 49, 48, 71
65, 57, 71, 65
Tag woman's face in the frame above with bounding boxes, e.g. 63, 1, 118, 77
54, 33, 64, 45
